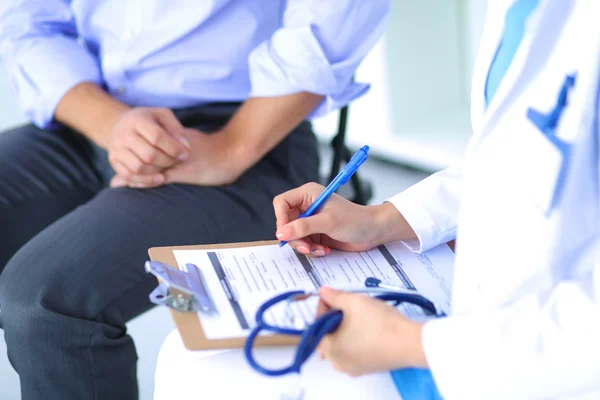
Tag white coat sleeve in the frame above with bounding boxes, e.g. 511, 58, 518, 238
387, 163, 463, 253
422, 237, 600, 399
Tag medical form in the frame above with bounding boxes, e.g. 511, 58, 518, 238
172, 241, 454, 340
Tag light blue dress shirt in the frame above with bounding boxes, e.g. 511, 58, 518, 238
485, 0, 540, 105
0, 0, 390, 128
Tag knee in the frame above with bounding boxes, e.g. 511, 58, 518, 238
0, 244, 62, 341
1, 259, 30, 332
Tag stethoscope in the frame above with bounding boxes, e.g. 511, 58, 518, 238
244, 277, 445, 377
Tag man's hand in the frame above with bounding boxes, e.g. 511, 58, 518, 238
316, 287, 428, 376
111, 128, 240, 188
55, 85, 324, 190
54, 83, 191, 186
108, 108, 191, 187
111, 92, 325, 189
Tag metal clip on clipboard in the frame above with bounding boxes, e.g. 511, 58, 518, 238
145, 261, 218, 315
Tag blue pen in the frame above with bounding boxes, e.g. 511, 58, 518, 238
279, 145, 370, 247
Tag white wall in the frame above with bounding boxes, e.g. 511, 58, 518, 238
312, 0, 487, 172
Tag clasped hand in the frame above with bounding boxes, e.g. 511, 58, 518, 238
108, 107, 239, 188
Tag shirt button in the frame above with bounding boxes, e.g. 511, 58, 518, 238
122, 31, 134, 40
115, 86, 125, 94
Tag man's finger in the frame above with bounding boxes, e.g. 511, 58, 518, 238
136, 117, 188, 160
118, 148, 162, 175
111, 160, 132, 180
126, 131, 178, 169
110, 175, 126, 188
111, 171, 165, 188
118, 149, 164, 179
154, 109, 190, 148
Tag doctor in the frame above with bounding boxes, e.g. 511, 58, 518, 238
154, 0, 600, 398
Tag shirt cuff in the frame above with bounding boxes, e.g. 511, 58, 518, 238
248, 25, 370, 117
9, 38, 102, 128
387, 191, 440, 254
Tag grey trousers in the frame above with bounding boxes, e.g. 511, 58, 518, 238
0, 103, 319, 399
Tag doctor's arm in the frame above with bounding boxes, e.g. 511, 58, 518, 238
274, 163, 463, 255
418, 242, 600, 399
311, 240, 600, 399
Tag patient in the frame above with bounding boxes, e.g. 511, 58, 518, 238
0, 1, 390, 398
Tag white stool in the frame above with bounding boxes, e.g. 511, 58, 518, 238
154, 329, 400, 400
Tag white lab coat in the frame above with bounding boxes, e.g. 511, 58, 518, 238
154, 1, 600, 399
390, 0, 600, 398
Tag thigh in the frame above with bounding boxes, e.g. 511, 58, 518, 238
0, 99, 319, 322
0, 162, 297, 330
0, 124, 108, 270
154, 330, 399, 400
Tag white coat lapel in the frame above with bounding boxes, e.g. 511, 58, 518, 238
472, 0, 575, 144
470, 1, 511, 135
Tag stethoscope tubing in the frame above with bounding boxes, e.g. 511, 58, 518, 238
244, 289, 443, 377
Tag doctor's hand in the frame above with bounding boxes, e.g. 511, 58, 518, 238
316, 287, 427, 376
273, 183, 416, 256
108, 107, 191, 188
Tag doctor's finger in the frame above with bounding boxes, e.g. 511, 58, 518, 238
316, 297, 332, 317
276, 213, 335, 241
317, 336, 332, 360
275, 207, 301, 230
318, 287, 354, 310
287, 237, 315, 255
288, 237, 330, 257
273, 183, 325, 219
318, 337, 346, 373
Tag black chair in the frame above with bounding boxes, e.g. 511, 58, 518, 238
321, 105, 373, 205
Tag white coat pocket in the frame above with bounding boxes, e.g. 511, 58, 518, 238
519, 74, 576, 215
517, 116, 569, 216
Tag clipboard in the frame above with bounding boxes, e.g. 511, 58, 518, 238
148, 240, 300, 351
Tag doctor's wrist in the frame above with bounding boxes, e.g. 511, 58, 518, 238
370, 203, 418, 246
